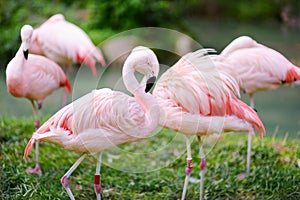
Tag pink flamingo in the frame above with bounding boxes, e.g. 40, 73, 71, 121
6, 25, 72, 175
24, 46, 160, 200
216, 36, 300, 178
152, 49, 266, 200
29, 13, 106, 105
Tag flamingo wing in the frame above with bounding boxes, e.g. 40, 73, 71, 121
217, 36, 300, 93
32, 16, 105, 72
24, 88, 148, 155
22, 54, 71, 100
220, 47, 300, 93
154, 50, 265, 136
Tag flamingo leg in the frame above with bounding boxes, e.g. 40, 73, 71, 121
61, 154, 87, 200
94, 152, 102, 200
26, 100, 42, 175
62, 64, 70, 106
198, 136, 206, 200
246, 131, 253, 175
238, 93, 255, 180
247, 94, 255, 174
181, 135, 193, 200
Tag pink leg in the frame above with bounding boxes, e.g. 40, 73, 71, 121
26, 142, 42, 175
26, 100, 42, 175
94, 152, 102, 200
37, 101, 43, 110
62, 87, 68, 107
62, 64, 69, 107
198, 136, 206, 200
238, 132, 253, 180
181, 136, 193, 200
238, 94, 255, 180
61, 154, 87, 200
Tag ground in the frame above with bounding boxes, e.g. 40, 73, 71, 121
0, 117, 299, 199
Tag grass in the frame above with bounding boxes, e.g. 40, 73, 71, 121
0, 117, 299, 200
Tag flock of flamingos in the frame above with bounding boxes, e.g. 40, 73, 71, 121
5, 13, 300, 200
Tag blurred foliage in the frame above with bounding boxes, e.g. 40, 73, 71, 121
0, 0, 88, 71
177, 0, 300, 22
0, 0, 299, 71
88, 0, 182, 30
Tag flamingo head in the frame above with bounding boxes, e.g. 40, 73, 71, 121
20, 25, 34, 60
130, 46, 160, 92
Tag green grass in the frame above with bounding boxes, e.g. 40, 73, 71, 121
0, 117, 299, 200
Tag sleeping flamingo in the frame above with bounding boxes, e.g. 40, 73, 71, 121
6, 25, 72, 175
29, 13, 106, 105
216, 36, 300, 178
24, 46, 160, 200
152, 49, 266, 200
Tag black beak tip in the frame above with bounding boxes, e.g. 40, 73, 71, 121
23, 49, 28, 60
145, 76, 156, 93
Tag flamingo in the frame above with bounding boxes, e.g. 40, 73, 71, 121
216, 36, 300, 178
6, 25, 72, 175
24, 46, 160, 200
152, 49, 266, 200
29, 13, 106, 105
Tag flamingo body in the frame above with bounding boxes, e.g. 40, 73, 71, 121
154, 49, 265, 136
6, 54, 71, 101
216, 36, 300, 179
218, 36, 300, 94
24, 88, 158, 155
30, 14, 106, 76
153, 49, 265, 200
24, 46, 160, 199
7, 24, 72, 175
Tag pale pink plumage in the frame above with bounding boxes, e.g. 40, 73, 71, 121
6, 53, 71, 102
217, 36, 300, 94
24, 88, 158, 155
153, 49, 265, 200
216, 36, 300, 179
6, 25, 71, 175
154, 49, 265, 135
29, 13, 106, 77
6, 24, 72, 110
24, 46, 160, 200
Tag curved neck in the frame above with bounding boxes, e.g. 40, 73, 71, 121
12, 44, 26, 73
122, 59, 160, 131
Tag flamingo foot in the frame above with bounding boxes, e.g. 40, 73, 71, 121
94, 174, 102, 200
26, 164, 42, 175
237, 173, 249, 180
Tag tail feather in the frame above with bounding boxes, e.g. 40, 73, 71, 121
229, 96, 266, 138
64, 78, 72, 93
24, 138, 36, 158
92, 47, 106, 67
285, 67, 300, 85
286, 67, 300, 83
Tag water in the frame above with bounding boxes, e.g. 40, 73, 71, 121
1, 19, 299, 139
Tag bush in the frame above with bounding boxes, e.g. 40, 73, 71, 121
88, 0, 181, 31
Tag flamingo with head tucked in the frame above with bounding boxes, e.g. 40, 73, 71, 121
152, 49, 266, 200
216, 36, 300, 178
6, 25, 72, 175
29, 13, 106, 105
24, 46, 160, 200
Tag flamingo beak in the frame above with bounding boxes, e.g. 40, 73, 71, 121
145, 76, 156, 93
23, 49, 29, 60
